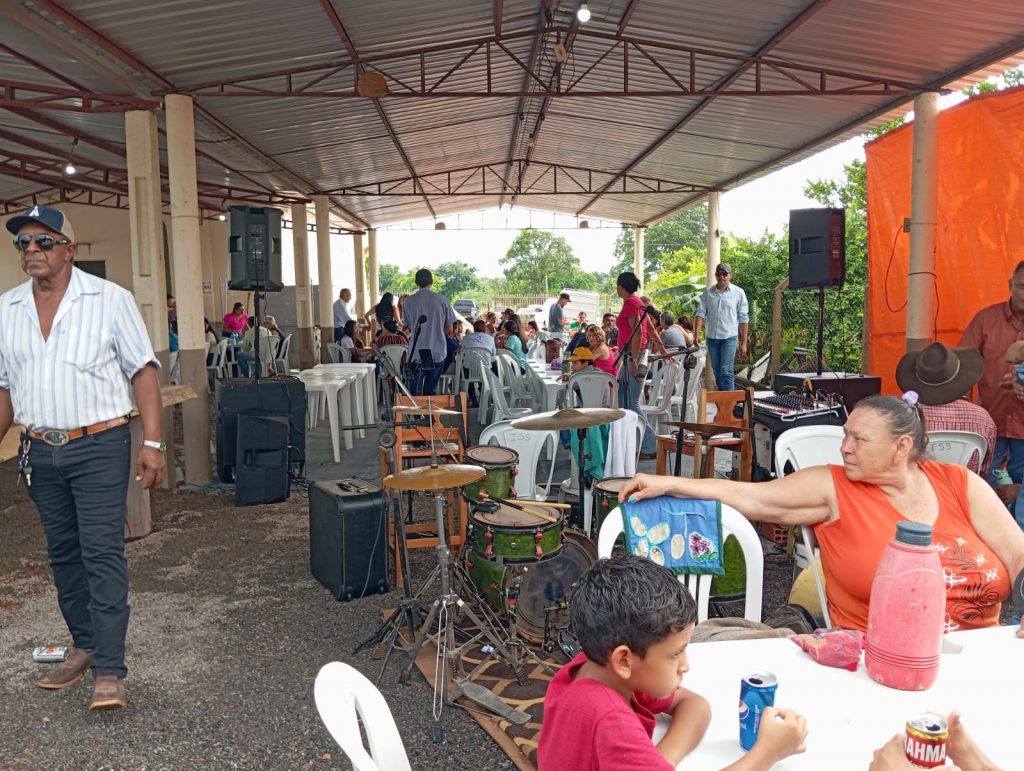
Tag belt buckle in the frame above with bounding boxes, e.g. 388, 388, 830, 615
41, 429, 70, 447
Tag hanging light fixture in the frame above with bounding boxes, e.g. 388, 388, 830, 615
579, 219, 589, 229
217, 212, 227, 221
63, 137, 78, 176
434, 221, 446, 230
576, 2, 591, 23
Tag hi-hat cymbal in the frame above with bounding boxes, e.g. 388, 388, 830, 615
383, 464, 486, 491
511, 407, 626, 431
393, 405, 460, 416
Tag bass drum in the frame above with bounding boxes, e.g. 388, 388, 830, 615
464, 530, 597, 643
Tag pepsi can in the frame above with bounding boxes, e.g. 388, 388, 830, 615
739, 672, 777, 750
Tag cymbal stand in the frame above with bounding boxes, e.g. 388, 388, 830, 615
403, 491, 531, 735
673, 345, 702, 477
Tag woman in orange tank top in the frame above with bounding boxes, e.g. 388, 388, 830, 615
617, 395, 1024, 637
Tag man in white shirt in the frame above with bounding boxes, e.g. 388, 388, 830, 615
333, 288, 353, 343
461, 319, 497, 361
0, 205, 165, 711
694, 263, 749, 391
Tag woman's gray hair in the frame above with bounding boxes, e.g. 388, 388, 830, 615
856, 394, 929, 461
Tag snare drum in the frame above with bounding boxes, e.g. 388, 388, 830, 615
468, 503, 563, 561
591, 476, 630, 538
462, 445, 519, 503
463, 530, 597, 642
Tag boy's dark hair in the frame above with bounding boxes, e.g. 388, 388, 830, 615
571, 555, 697, 664
415, 268, 433, 287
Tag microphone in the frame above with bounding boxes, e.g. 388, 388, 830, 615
417, 314, 427, 325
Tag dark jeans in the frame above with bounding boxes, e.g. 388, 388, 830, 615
25, 424, 132, 677
411, 365, 443, 396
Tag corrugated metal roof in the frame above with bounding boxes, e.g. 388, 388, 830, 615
0, 0, 1022, 227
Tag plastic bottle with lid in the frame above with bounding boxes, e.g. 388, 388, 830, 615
864, 521, 945, 691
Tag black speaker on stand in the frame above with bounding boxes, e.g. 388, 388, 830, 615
789, 208, 846, 375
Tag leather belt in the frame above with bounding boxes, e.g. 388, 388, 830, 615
27, 416, 129, 447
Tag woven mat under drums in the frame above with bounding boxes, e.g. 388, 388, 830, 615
402, 613, 564, 770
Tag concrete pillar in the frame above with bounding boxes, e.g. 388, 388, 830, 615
368, 228, 379, 310
165, 93, 212, 484
125, 109, 173, 514
706, 191, 722, 289
633, 225, 645, 288
314, 195, 334, 361
352, 231, 366, 320
292, 204, 315, 367
906, 91, 941, 353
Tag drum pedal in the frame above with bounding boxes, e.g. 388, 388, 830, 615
457, 679, 531, 726
558, 629, 582, 660
431, 721, 444, 743
515, 667, 531, 687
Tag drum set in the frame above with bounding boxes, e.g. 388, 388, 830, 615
373, 404, 625, 730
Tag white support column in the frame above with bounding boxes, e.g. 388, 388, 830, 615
292, 204, 315, 367
906, 91, 941, 353
706, 192, 722, 289
352, 231, 366, 320
368, 228, 379, 310
633, 225, 645, 288
165, 93, 212, 484
314, 196, 334, 360
125, 109, 172, 519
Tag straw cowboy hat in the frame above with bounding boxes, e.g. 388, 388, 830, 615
895, 342, 982, 405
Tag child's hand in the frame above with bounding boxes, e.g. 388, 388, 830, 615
752, 707, 807, 764
947, 711, 1002, 771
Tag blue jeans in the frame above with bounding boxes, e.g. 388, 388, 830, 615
989, 436, 1024, 528
411, 365, 443, 396
25, 424, 132, 677
618, 362, 655, 454
707, 336, 738, 391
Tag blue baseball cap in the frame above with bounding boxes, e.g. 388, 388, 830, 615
5, 205, 77, 242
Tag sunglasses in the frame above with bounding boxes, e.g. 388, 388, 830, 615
13, 233, 71, 251
716, 271, 730, 276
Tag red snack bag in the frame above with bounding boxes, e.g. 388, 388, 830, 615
790, 629, 865, 671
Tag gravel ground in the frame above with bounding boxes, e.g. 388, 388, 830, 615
4, 408, 1009, 770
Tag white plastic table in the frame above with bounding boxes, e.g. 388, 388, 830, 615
298, 370, 360, 461
528, 361, 566, 411
314, 363, 375, 439
655, 626, 1017, 770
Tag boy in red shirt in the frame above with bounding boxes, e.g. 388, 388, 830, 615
537, 555, 807, 770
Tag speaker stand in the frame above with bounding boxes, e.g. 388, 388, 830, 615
816, 287, 825, 376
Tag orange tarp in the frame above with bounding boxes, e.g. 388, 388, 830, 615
865, 85, 1024, 395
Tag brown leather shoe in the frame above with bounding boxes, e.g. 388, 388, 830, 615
36, 648, 93, 690
89, 675, 126, 711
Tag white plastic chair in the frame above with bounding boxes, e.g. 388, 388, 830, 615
566, 370, 617, 408
168, 351, 180, 384
459, 348, 492, 422
926, 430, 988, 470
274, 333, 292, 375
496, 351, 533, 408
481, 365, 532, 423
327, 342, 344, 363
773, 424, 844, 628
480, 419, 558, 500
597, 502, 764, 623
670, 347, 707, 422
314, 661, 411, 771
206, 338, 230, 381
379, 344, 407, 374
640, 360, 679, 437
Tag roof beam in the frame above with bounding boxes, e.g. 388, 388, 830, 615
640, 33, 1024, 226
494, 0, 504, 37
320, 159, 710, 197
617, 0, 641, 35
0, 80, 160, 112
17, 0, 369, 229
576, 0, 836, 216
172, 25, 931, 100
318, 0, 436, 220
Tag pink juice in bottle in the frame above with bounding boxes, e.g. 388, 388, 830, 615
864, 521, 945, 691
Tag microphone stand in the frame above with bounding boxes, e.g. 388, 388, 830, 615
673, 344, 703, 477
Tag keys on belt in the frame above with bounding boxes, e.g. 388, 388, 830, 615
17, 435, 31, 487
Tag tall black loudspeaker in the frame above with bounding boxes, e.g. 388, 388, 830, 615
235, 411, 290, 506
215, 377, 305, 483
789, 208, 845, 289
228, 205, 284, 291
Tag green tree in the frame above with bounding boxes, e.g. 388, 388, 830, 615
434, 260, 478, 300
500, 229, 596, 294
609, 205, 708, 287
962, 65, 1024, 96
378, 263, 405, 294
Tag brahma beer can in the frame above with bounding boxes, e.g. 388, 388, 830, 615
739, 672, 777, 750
32, 645, 68, 663
905, 713, 949, 768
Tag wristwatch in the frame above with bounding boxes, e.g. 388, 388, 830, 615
143, 440, 167, 453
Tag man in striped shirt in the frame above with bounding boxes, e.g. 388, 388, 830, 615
0, 206, 166, 711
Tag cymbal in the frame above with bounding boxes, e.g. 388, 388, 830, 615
383, 464, 486, 491
393, 405, 460, 416
511, 407, 626, 431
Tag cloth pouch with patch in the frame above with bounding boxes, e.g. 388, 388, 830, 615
620, 496, 724, 575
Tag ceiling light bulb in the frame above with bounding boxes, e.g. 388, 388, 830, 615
64, 162, 77, 175
217, 213, 227, 221
576, 2, 591, 23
